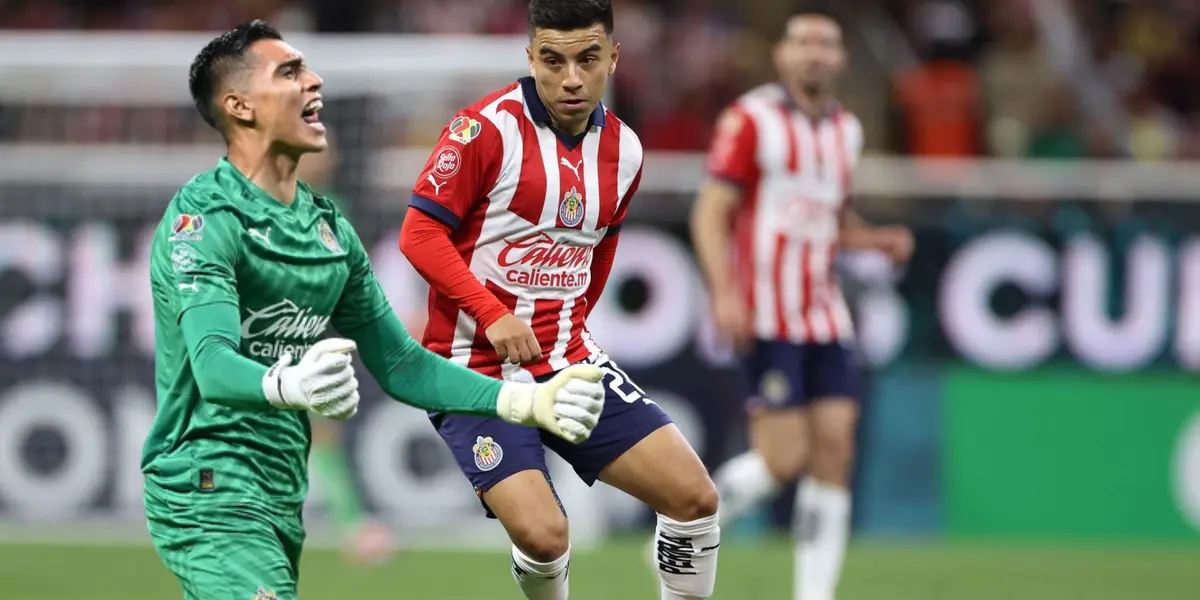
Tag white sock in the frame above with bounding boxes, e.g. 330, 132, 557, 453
794, 478, 851, 600
511, 544, 570, 600
654, 512, 721, 599
712, 451, 781, 527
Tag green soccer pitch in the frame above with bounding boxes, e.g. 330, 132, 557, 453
3, 536, 1198, 599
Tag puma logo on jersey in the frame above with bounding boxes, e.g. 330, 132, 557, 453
248, 227, 272, 248
177, 277, 199, 292
426, 174, 448, 196
560, 157, 582, 180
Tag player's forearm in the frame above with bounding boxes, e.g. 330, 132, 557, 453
690, 193, 738, 294
399, 209, 510, 328
839, 226, 879, 250
345, 310, 503, 416
180, 303, 271, 409
583, 233, 619, 317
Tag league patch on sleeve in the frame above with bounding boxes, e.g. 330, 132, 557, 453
448, 115, 482, 145
170, 214, 205, 242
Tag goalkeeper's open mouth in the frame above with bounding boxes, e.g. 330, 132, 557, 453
301, 98, 323, 129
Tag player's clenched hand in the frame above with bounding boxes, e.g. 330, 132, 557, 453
485, 313, 543, 364
495, 365, 605, 443
712, 290, 753, 353
874, 225, 914, 265
263, 338, 361, 420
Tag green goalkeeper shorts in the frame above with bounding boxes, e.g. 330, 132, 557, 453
145, 491, 306, 600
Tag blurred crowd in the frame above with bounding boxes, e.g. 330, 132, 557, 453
4, 0, 1200, 160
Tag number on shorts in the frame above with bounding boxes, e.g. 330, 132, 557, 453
600, 360, 654, 405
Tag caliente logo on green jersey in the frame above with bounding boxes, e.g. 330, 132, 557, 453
241, 298, 332, 359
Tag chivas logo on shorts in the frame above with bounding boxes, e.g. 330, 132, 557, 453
473, 435, 504, 472
559, 187, 584, 227
759, 369, 790, 405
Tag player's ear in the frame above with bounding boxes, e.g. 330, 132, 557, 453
526, 45, 536, 76
221, 92, 254, 125
609, 41, 620, 76
772, 41, 786, 72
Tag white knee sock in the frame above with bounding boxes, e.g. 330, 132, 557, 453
654, 512, 721, 599
712, 451, 781, 527
511, 544, 569, 600
794, 478, 851, 600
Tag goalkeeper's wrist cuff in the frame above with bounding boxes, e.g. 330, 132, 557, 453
262, 361, 291, 409
496, 382, 534, 425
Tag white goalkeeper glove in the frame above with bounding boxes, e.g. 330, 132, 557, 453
263, 338, 360, 421
496, 364, 605, 443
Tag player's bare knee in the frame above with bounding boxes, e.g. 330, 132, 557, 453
689, 481, 721, 521
811, 430, 855, 483
509, 515, 570, 562
761, 447, 807, 484
661, 477, 720, 523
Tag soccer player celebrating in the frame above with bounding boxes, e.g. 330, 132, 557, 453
142, 21, 608, 600
690, 8, 912, 600
400, 1, 721, 598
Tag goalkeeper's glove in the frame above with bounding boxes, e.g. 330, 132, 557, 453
496, 365, 605, 443
263, 338, 360, 420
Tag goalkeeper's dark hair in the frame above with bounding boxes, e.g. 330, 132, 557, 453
189, 20, 283, 131
528, 0, 614, 37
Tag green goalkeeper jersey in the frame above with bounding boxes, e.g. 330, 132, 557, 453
142, 158, 502, 513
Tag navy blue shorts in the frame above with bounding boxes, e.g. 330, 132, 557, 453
429, 356, 672, 518
740, 340, 860, 409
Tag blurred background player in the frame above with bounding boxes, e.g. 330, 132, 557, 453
400, 1, 721, 598
298, 140, 397, 565
690, 7, 912, 600
143, 21, 609, 600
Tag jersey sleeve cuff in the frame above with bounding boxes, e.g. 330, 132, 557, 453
409, 194, 462, 229
604, 223, 623, 237
175, 298, 240, 325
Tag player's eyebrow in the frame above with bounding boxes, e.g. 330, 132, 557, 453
275, 57, 304, 75
574, 44, 602, 57
538, 43, 603, 59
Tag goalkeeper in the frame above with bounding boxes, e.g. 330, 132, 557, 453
142, 20, 604, 600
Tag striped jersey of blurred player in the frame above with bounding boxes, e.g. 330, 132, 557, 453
141, 21, 608, 600
399, 1, 721, 598
690, 7, 913, 600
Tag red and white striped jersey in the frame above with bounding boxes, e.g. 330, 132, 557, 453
706, 84, 864, 344
410, 77, 644, 378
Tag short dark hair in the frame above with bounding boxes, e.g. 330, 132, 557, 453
783, 3, 842, 36
528, 0, 614, 36
188, 20, 283, 131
